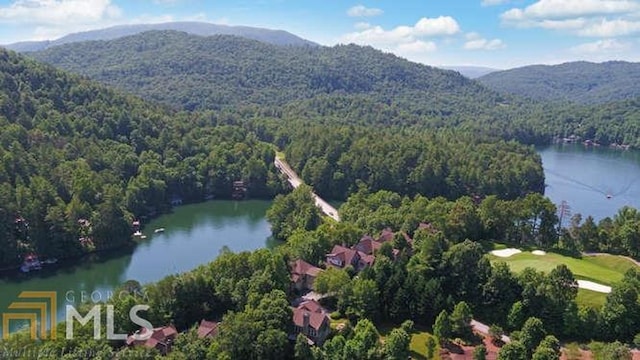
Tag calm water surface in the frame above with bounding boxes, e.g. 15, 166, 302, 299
539, 144, 640, 222
0, 200, 272, 334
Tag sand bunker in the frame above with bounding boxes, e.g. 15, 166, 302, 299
491, 248, 522, 258
532, 250, 547, 256
577, 280, 612, 293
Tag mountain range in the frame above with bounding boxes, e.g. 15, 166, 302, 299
3, 21, 317, 52
478, 61, 640, 104
27, 30, 505, 118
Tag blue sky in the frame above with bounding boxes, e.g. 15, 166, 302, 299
1, 0, 640, 68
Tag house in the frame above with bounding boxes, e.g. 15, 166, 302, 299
353, 234, 401, 259
232, 180, 247, 200
126, 325, 178, 355
291, 300, 331, 346
326, 245, 374, 271
377, 228, 395, 243
353, 235, 382, 255
197, 320, 219, 339
290, 259, 323, 292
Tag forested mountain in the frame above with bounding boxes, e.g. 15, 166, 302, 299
0, 48, 283, 268
478, 61, 640, 104
25, 30, 640, 147
4, 21, 316, 52
29, 30, 507, 115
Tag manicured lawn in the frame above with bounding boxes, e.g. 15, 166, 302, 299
488, 252, 636, 286
576, 288, 607, 309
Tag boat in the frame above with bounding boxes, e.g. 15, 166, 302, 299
154, 228, 165, 233
20, 254, 42, 273
140, 235, 147, 239
606, 194, 612, 199
133, 231, 143, 237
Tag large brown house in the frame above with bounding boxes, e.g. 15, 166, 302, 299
291, 300, 331, 346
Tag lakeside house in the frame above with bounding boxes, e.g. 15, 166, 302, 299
290, 259, 323, 292
290, 300, 331, 346
126, 325, 178, 355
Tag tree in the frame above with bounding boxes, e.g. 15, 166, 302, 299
295, 333, 314, 360
507, 301, 526, 331
425, 336, 437, 360
497, 341, 527, 360
314, 267, 351, 295
473, 345, 487, 360
342, 278, 381, 320
266, 184, 322, 240
433, 310, 452, 343
520, 317, 546, 357
450, 301, 473, 339
384, 328, 410, 360
489, 325, 505, 345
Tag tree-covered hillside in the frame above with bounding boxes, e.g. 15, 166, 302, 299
29, 30, 507, 115
0, 49, 283, 268
478, 61, 640, 104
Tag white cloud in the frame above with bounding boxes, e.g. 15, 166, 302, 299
354, 21, 372, 30
0, 0, 122, 25
397, 40, 437, 53
570, 38, 630, 52
414, 16, 461, 36
463, 32, 506, 50
340, 16, 460, 47
347, 5, 383, 17
578, 18, 640, 36
502, 0, 640, 20
481, 0, 511, 6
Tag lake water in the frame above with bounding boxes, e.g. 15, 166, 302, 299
0, 200, 272, 335
539, 144, 640, 222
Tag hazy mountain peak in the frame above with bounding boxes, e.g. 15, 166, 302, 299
3, 21, 318, 52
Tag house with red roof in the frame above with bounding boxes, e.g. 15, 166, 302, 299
197, 319, 219, 339
290, 259, 324, 292
326, 245, 374, 271
126, 325, 177, 355
291, 300, 330, 346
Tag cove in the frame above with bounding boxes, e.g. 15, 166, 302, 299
0, 200, 273, 334
539, 144, 640, 222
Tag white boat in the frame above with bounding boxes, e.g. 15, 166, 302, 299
140, 235, 147, 239
154, 228, 165, 233
133, 231, 143, 237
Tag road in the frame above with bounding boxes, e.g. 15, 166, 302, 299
471, 319, 511, 343
274, 156, 340, 222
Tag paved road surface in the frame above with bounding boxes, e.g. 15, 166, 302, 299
471, 319, 511, 343
274, 156, 340, 221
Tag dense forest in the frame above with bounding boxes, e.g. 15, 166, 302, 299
27, 31, 640, 148
0, 49, 284, 269
29, 31, 507, 114
478, 61, 640, 104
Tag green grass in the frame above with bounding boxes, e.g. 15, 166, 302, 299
488, 252, 636, 286
576, 288, 607, 309
378, 323, 440, 360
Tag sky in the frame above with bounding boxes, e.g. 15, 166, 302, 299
1, 0, 640, 69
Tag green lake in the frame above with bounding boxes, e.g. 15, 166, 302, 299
0, 200, 273, 335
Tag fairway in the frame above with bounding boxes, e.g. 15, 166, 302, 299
488, 252, 637, 286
